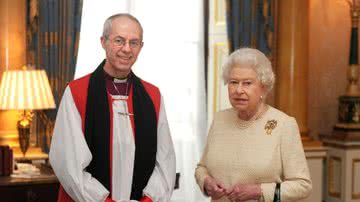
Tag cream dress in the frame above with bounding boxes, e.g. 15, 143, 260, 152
195, 106, 312, 202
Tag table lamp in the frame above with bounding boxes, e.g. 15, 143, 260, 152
0, 68, 55, 157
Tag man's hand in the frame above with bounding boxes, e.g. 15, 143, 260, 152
226, 183, 261, 202
203, 176, 227, 200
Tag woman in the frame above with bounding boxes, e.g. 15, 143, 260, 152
195, 48, 312, 202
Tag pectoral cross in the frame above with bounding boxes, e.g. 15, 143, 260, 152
118, 112, 134, 116
114, 96, 133, 116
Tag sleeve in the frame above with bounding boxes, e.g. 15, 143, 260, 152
261, 117, 312, 202
194, 120, 214, 195
49, 87, 109, 202
142, 95, 176, 202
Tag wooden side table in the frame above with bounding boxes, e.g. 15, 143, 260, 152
0, 164, 59, 202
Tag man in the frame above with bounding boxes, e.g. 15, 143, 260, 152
49, 13, 176, 202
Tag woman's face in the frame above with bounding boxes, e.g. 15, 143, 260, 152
228, 66, 266, 115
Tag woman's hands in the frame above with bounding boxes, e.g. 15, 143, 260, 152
204, 176, 262, 202
204, 176, 227, 200
226, 183, 262, 202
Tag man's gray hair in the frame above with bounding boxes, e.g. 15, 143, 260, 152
102, 13, 143, 39
222, 47, 275, 93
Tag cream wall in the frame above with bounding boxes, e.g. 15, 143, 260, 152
308, 0, 351, 139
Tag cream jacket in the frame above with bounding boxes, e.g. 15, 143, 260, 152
195, 106, 312, 202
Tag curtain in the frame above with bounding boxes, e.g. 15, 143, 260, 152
225, 0, 276, 56
26, 0, 83, 152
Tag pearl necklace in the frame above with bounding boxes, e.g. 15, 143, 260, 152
237, 104, 269, 129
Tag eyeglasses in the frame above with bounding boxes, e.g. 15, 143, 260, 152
106, 36, 143, 49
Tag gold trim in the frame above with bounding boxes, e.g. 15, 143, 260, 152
215, 0, 226, 25
352, 159, 360, 199
213, 42, 228, 115
328, 156, 342, 198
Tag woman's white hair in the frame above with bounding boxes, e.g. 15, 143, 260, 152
222, 47, 275, 93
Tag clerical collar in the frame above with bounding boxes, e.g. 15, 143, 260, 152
103, 70, 133, 82
113, 77, 127, 83
103, 70, 132, 96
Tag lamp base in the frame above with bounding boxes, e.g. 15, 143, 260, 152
17, 122, 30, 157
338, 95, 360, 124
13, 147, 48, 162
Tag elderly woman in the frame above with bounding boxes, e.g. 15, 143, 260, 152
195, 48, 312, 202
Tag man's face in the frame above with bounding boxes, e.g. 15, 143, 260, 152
101, 17, 143, 78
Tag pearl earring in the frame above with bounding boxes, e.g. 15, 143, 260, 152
260, 95, 263, 100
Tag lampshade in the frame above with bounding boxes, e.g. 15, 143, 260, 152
0, 70, 56, 110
